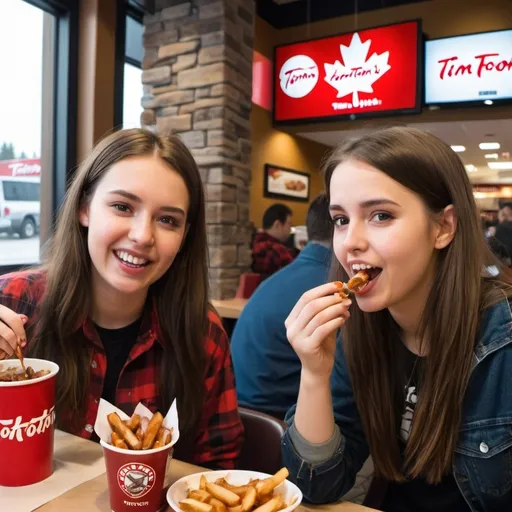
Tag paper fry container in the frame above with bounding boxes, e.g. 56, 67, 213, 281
95, 399, 180, 512
0, 358, 59, 486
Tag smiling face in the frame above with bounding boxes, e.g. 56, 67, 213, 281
79, 154, 189, 304
330, 159, 442, 317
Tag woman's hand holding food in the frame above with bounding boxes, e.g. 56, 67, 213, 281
285, 282, 351, 382
0, 304, 28, 359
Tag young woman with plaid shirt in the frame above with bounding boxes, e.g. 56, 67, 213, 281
0, 129, 243, 469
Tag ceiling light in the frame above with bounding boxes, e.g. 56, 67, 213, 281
465, 164, 477, 172
485, 153, 499, 159
450, 145, 466, 152
484, 100, 494, 105
479, 142, 500, 150
488, 162, 512, 170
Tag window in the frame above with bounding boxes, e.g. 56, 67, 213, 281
0, 0, 77, 270
123, 15, 144, 128
123, 63, 144, 129
3, 181, 41, 202
0, 0, 52, 263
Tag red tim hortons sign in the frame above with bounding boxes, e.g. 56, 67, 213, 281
274, 20, 421, 123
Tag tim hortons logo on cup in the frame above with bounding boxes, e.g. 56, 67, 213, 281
0, 406, 55, 442
118, 463, 156, 499
279, 54, 319, 98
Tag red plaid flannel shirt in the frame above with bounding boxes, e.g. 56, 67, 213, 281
0, 270, 244, 469
251, 232, 296, 277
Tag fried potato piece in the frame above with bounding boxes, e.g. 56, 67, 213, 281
209, 498, 227, 512
107, 412, 142, 450
125, 413, 141, 432
142, 411, 163, 450
111, 432, 128, 449
255, 468, 289, 496
205, 483, 241, 507
347, 271, 369, 292
189, 490, 212, 503
242, 487, 257, 512
180, 499, 213, 512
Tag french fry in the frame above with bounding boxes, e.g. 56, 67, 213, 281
272, 495, 284, 512
156, 426, 172, 446
227, 506, 243, 512
255, 468, 289, 496
189, 490, 212, 503
257, 495, 273, 507
205, 483, 241, 507
252, 497, 280, 512
242, 487, 257, 512
227, 485, 252, 497
135, 427, 143, 441
200, 475, 208, 490
215, 479, 251, 497
140, 416, 149, 435
180, 498, 213, 512
209, 498, 227, 512
107, 412, 142, 450
111, 432, 128, 449
142, 411, 164, 450
125, 413, 141, 432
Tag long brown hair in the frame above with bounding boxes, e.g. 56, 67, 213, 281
30, 128, 209, 433
324, 126, 512, 483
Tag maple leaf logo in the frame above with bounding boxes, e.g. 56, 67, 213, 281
324, 33, 391, 106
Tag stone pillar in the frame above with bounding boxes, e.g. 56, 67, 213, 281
141, 0, 254, 299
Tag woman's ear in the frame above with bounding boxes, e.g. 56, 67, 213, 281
435, 205, 457, 250
79, 203, 89, 227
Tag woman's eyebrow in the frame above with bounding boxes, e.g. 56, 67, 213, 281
330, 198, 400, 211
108, 190, 185, 216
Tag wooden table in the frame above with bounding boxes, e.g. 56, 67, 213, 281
39, 458, 378, 512
211, 298, 248, 319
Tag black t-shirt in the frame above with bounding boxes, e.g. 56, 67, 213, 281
381, 345, 470, 512
96, 318, 142, 405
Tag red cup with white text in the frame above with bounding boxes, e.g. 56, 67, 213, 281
0, 358, 59, 486
101, 439, 173, 512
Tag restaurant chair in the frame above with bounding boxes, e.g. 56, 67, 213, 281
237, 407, 286, 474
235, 273, 263, 299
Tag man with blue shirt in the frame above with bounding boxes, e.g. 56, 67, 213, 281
231, 194, 332, 419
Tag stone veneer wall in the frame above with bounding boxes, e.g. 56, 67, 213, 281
141, 0, 255, 300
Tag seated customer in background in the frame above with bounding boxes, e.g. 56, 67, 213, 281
251, 203, 296, 277
233, 194, 332, 419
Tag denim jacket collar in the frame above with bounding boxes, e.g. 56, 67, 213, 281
473, 298, 512, 369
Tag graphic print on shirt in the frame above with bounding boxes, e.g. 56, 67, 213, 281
400, 385, 418, 442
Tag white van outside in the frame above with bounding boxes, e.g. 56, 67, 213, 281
0, 176, 40, 238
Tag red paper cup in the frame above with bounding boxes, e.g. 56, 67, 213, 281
101, 439, 173, 512
0, 358, 59, 486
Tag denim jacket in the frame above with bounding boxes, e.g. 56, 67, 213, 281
282, 299, 512, 512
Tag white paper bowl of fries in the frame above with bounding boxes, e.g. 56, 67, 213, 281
167, 469, 303, 512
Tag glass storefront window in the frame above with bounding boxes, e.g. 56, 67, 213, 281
0, 0, 56, 266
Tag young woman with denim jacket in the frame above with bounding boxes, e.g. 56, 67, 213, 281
282, 127, 512, 512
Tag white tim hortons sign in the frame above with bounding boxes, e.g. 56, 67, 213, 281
425, 29, 512, 104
